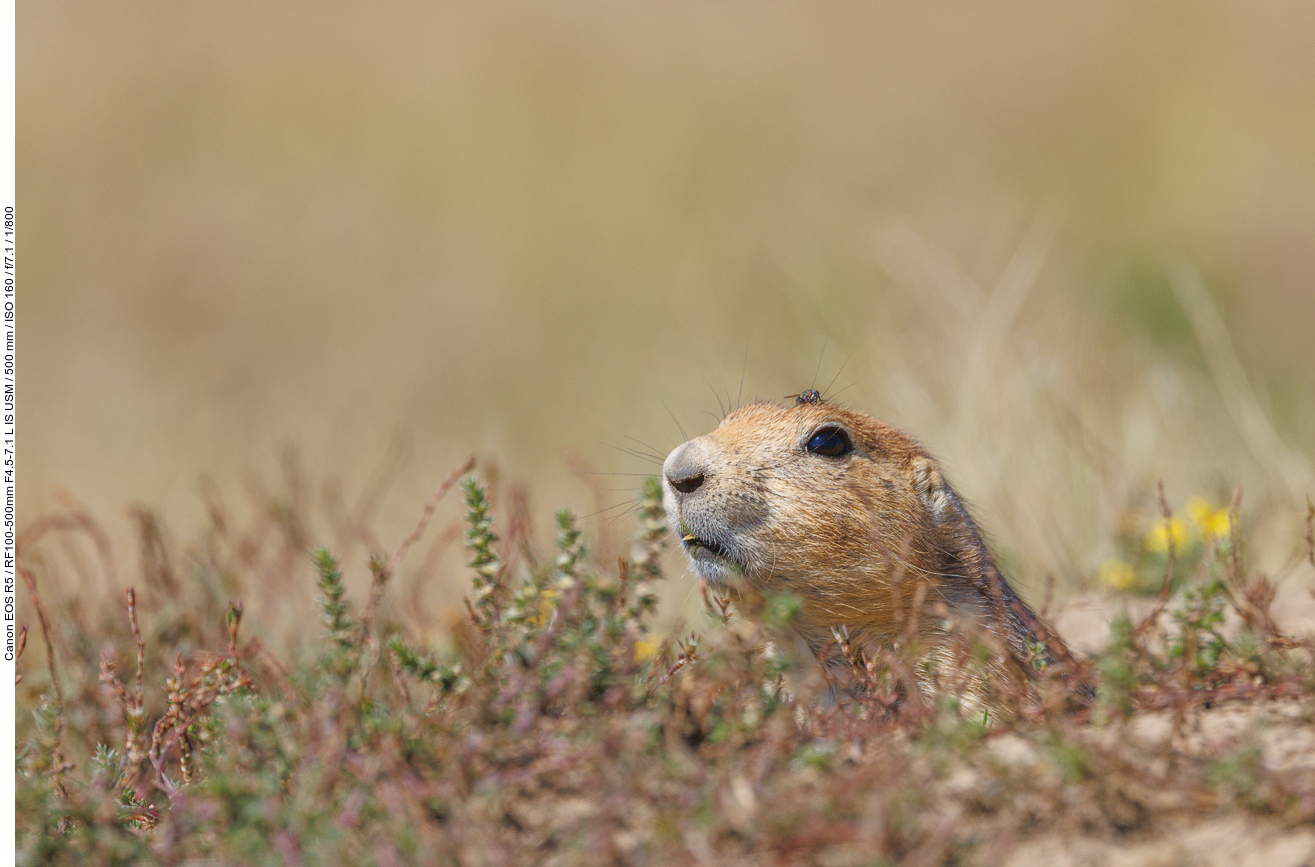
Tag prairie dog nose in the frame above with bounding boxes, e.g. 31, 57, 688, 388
664, 440, 710, 495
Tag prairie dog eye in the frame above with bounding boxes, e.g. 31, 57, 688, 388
805, 426, 852, 458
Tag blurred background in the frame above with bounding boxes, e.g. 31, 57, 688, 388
19, 1, 1315, 640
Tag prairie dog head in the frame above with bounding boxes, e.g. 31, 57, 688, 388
661, 398, 974, 653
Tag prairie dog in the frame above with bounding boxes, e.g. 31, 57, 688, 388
662, 393, 1076, 706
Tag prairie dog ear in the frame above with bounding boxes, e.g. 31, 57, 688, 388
911, 456, 954, 522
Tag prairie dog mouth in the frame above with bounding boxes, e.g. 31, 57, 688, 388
681, 532, 735, 561
678, 528, 745, 584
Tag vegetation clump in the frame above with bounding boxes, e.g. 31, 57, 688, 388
14, 468, 1315, 865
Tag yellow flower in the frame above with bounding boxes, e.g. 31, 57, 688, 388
1187, 497, 1231, 541
1144, 517, 1187, 553
530, 588, 560, 627
634, 636, 661, 662
1098, 558, 1137, 591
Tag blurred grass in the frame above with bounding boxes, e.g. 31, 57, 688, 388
18, 0, 1315, 625
15, 472, 1315, 863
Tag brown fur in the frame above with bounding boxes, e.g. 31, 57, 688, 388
662, 399, 1078, 708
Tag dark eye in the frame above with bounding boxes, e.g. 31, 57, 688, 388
805, 426, 852, 458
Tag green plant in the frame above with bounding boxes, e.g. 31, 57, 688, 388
14, 471, 1315, 864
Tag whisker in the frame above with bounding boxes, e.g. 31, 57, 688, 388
661, 400, 688, 442
576, 471, 662, 479
702, 376, 727, 420
604, 442, 665, 465
621, 434, 670, 462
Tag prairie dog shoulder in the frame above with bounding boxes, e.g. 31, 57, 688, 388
661, 395, 1071, 702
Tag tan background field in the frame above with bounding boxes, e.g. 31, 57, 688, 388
19, 1, 1315, 636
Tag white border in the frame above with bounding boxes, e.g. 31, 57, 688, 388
2, 0, 16, 855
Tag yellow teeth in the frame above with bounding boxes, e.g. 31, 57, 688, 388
683, 534, 697, 543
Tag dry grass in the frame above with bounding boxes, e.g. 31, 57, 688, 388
13, 467, 1315, 864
